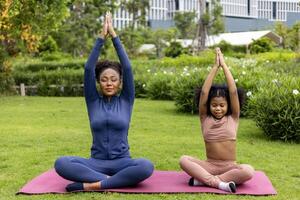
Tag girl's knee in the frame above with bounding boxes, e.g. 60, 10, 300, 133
240, 164, 255, 180
179, 155, 192, 169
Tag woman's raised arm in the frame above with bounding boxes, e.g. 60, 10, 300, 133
84, 16, 108, 102
107, 12, 134, 104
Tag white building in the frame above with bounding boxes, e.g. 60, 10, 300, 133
257, 0, 300, 21
112, 0, 300, 31
221, 0, 258, 18
167, 0, 201, 18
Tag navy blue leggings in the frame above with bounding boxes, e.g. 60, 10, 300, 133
54, 156, 154, 189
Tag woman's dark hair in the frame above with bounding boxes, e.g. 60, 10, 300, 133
195, 84, 245, 116
95, 60, 122, 82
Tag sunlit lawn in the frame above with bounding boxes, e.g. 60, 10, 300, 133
0, 97, 299, 200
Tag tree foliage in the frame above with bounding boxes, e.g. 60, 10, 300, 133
145, 28, 178, 58
0, 0, 69, 54
174, 11, 196, 39
0, 0, 69, 94
274, 21, 300, 51
274, 22, 288, 48
52, 0, 118, 57
120, 0, 150, 30
117, 0, 149, 55
287, 22, 300, 52
196, 0, 224, 52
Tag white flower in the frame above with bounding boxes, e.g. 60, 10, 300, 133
246, 91, 252, 97
142, 84, 146, 88
186, 73, 190, 76
163, 71, 167, 74
266, 60, 269, 63
242, 71, 246, 75
147, 69, 151, 73
272, 79, 278, 83
292, 89, 299, 95
154, 73, 157, 76
234, 79, 238, 82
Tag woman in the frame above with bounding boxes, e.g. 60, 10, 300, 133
54, 12, 154, 192
179, 48, 254, 193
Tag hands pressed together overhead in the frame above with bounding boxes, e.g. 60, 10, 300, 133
214, 47, 227, 68
99, 11, 117, 39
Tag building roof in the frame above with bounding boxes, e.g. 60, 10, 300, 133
206, 30, 282, 46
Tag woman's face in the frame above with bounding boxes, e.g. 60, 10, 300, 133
210, 96, 228, 119
99, 68, 121, 97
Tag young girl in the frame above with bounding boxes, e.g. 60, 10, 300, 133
179, 48, 254, 193
54, 12, 154, 192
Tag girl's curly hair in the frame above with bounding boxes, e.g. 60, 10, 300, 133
195, 84, 245, 116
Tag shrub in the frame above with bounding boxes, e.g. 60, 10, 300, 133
213, 40, 233, 53
14, 60, 85, 72
248, 76, 300, 142
164, 41, 183, 58
158, 51, 214, 69
250, 37, 274, 54
0, 47, 15, 95
251, 51, 297, 64
171, 68, 209, 113
40, 52, 72, 61
145, 72, 174, 100
132, 64, 152, 98
38, 36, 58, 53
13, 69, 83, 86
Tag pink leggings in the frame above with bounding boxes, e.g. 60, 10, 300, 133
179, 155, 255, 188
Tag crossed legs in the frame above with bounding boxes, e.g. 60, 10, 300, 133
54, 156, 154, 191
179, 155, 254, 191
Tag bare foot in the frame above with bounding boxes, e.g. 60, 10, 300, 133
83, 182, 101, 191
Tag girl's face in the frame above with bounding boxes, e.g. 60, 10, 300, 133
210, 96, 228, 119
99, 68, 121, 97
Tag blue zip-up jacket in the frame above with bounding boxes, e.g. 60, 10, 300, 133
84, 37, 134, 160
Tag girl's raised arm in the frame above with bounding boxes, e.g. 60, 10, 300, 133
199, 48, 220, 120
218, 49, 240, 119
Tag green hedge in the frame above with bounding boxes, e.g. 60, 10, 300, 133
248, 76, 300, 142
13, 69, 83, 85
14, 61, 85, 72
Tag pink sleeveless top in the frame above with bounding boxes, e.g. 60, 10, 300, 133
201, 115, 238, 142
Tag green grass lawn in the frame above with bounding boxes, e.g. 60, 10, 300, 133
0, 97, 299, 200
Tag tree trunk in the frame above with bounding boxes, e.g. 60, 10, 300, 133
199, 20, 207, 51
195, 0, 206, 53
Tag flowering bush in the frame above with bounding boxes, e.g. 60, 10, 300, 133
248, 76, 300, 142
145, 71, 174, 100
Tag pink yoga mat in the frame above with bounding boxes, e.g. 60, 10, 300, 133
17, 169, 276, 195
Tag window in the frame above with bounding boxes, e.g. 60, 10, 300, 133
272, 1, 277, 19
175, 0, 179, 10
206, 1, 209, 12
248, 0, 251, 15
